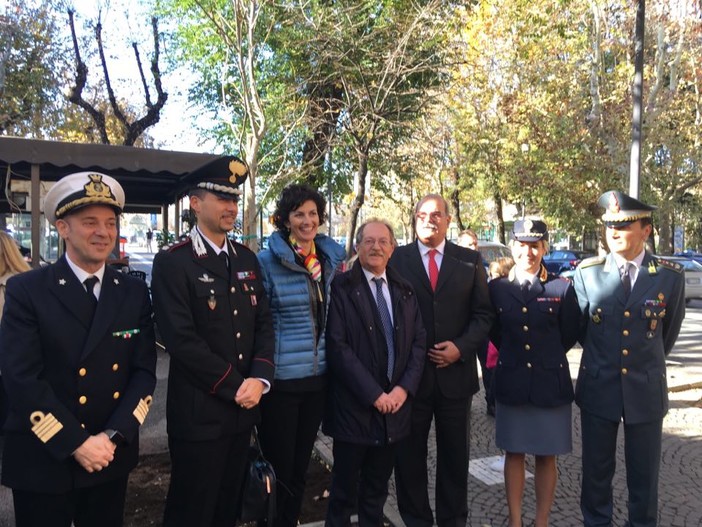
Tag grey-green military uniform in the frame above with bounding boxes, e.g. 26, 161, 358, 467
574, 252, 685, 526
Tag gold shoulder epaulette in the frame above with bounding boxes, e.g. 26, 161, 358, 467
579, 256, 605, 269
656, 258, 683, 273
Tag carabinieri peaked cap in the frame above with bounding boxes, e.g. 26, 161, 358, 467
182, 155, 249, 199
512, 219, 549, 243
43, 172, 125, 226
598, 190, 656, 228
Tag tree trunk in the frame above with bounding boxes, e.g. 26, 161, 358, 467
345, 150, 368, 257
450, 166, 464, 231
494, 190, 506, 244
657, 210, 673, 255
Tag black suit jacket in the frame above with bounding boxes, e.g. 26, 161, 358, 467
0, 257, 156, 493
323, 264, 426, 445
389, 241, 493, 399
151, 233, 275, 441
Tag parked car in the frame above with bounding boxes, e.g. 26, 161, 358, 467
660, 256, 702, 304
674, 251, 702, 266
543, 250, 595, 274
476, 241, 512, 268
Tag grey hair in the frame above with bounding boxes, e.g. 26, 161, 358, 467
355, 218, 398, 247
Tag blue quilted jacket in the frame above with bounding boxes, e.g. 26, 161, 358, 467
257, 232, 346, 381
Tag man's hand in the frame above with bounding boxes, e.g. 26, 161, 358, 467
428, 340, 461, 368
373, 393, 394, 414
235, 378, 265, 409
73, 434, 116, 473
387, 386, 408, 413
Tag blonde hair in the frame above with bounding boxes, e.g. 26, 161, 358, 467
489, 256, 515, 280
0, 232, 31, 277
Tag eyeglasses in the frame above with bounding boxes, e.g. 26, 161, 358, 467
416, 212, 444, 222
361, 238, 392, 248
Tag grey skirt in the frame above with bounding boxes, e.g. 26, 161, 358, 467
495, 402, 572, 456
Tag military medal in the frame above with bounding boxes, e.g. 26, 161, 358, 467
592, 314, 601, 324
208, 290, 217, 310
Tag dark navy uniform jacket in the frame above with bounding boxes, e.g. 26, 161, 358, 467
151, 231, 275, 441
489, 265, 581, 407
574, 253, 685, 424
0, 257, 156, 493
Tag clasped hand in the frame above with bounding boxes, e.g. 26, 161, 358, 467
73, 433, 116, 473
374, 386, 408, 415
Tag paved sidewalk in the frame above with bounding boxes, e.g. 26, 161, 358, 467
313, 303, 702, 527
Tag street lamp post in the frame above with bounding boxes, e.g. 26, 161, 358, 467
629, 0, 645, 199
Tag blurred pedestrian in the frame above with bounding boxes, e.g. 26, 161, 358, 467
574, 191, 685, 527
256, 184, 346, 527
489, 219, 580, 527
145, 229, 153, 253
0, 231, 31, 429
323, 219, 425, 527
0, 172, 156, 527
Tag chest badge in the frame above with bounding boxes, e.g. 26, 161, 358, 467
199, 273, 215, 283
208, 289, 217, 310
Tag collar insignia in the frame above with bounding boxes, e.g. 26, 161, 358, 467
59, 278, 66, 285
114, 278, 120, 285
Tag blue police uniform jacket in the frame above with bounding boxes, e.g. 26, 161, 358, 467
489, 265, 581, 407
257, 231, 346, 381
573, 253, 685, 424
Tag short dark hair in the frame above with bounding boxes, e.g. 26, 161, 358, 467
272, 184, 327, 233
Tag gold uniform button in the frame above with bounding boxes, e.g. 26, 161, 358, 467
524, 344, 531, 351
624, 311, 630, 318
79, 396, 87, 405
239, 354, 244, 360
230, 287, 236, 293
113, 392, 120, 400
81, 423, 86, 429
521, 307, 528, 313
527, 362, 532, 368
623, 330, 629, 336
233, 309, 238, 316
523, 326, 529, 332
78, 368, 87, 377
622, 368, 628, 375
622, 349, 629, 356
597, 308, 602, 313
112, 363, 119, 372
236, 332, 241, 339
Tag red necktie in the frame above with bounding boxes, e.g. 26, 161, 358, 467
428, 249, 439, 291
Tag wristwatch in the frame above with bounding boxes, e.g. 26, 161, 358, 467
104, 429, 125, 446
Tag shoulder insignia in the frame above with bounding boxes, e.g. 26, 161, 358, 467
579, 256, 605, 269
656, 258, 683, 273
164, 238, 191, 252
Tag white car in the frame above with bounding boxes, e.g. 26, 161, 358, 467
661, 256, 702, 304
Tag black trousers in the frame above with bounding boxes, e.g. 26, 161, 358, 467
326, 439, 396, 527
163, 431, 251, 527
394, 391, 472, 527
257, 387, 327, 527
13, 476, 128, 527
580, 410, 663, 527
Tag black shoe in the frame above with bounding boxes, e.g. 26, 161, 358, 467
486, 403, 495, 417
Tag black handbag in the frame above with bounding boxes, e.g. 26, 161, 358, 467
239, 427, 277, 524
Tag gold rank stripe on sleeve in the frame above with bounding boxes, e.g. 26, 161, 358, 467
133, 395, 153, 425
30, 411, 64, 443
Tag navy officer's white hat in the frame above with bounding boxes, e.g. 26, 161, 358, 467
43, 171, 125, 225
